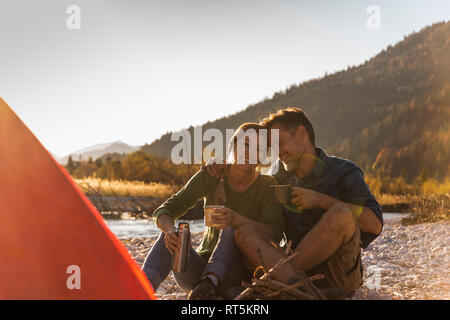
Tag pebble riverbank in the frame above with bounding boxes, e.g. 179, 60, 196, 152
122, 219, 449, 300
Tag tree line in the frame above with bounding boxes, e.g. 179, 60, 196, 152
66, 150, 449, 198
66, 151, 200, 186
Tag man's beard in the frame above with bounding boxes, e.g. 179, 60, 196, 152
282, 154, 302, 173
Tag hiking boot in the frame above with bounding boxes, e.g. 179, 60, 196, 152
188, 277, 218, 300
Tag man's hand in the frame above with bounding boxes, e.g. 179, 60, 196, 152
291, 186, 323, 211
201, 157, 226, 179
210, 207, 235, 230
164, 230, 181, 255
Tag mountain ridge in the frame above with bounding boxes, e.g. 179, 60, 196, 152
56, 141, 139, 164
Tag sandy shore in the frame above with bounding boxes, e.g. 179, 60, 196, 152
122, 219, 449, 300
352, 219, 449, 300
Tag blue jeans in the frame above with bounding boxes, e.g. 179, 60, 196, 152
142, 225, 250, 296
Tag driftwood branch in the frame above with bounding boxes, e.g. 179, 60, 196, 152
267, 274, 324, 297
285, 240, 293, 256
253, 279, 316, 300
234, 252, 327, 300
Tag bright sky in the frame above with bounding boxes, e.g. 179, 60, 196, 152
1, 0, 449, 156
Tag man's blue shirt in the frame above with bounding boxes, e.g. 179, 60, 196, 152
268, 147, 383, 249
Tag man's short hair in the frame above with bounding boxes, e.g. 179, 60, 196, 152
260, 107, 315, 146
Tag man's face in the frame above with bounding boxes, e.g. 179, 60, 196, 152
271, 123, 306, 172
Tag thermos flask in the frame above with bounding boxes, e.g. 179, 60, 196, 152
172, 222, 190, 272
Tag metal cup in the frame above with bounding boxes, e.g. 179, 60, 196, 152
204, 205, 225, 228
271, 185, 291, 204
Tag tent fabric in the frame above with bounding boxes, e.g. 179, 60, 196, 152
0, 97, 155, 299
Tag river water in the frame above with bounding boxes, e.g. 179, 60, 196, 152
105, 213, 410, 239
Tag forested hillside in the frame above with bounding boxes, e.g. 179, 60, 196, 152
142, 22, 450, 182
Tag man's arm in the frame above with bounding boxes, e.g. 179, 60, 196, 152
291, 164, 383, 236
291, 187, 382, 234
317, 194, 382, 235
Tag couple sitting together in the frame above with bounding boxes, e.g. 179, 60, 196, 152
142, 107, 383, 299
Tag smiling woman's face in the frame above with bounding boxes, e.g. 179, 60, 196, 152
232, 134, 261, 171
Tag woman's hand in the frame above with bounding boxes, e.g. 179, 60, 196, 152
201, 158, 226, 179
164, 230, 181, 255
211, 207, 235, 230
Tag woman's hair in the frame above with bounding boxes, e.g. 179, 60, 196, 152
227, 122, 263, 163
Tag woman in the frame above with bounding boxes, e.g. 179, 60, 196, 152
142, 122, 285, 299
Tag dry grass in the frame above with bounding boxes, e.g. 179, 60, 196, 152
73, 177, 180, 199
402, 194, 450, 225
371, 178, 450, 215
366, 175, 450, 197
421, 178, 450, 196
377, 194, 410, 206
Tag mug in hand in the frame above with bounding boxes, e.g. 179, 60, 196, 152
204, 205, 225, 228
271, 185, 291, 204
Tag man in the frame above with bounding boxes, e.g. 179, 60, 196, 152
206, 107, 383, 297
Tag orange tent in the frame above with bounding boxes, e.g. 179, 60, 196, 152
0, 98, 155, 299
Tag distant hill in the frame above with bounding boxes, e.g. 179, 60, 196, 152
57, 141, 138, 165
141, 22, 450, 181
